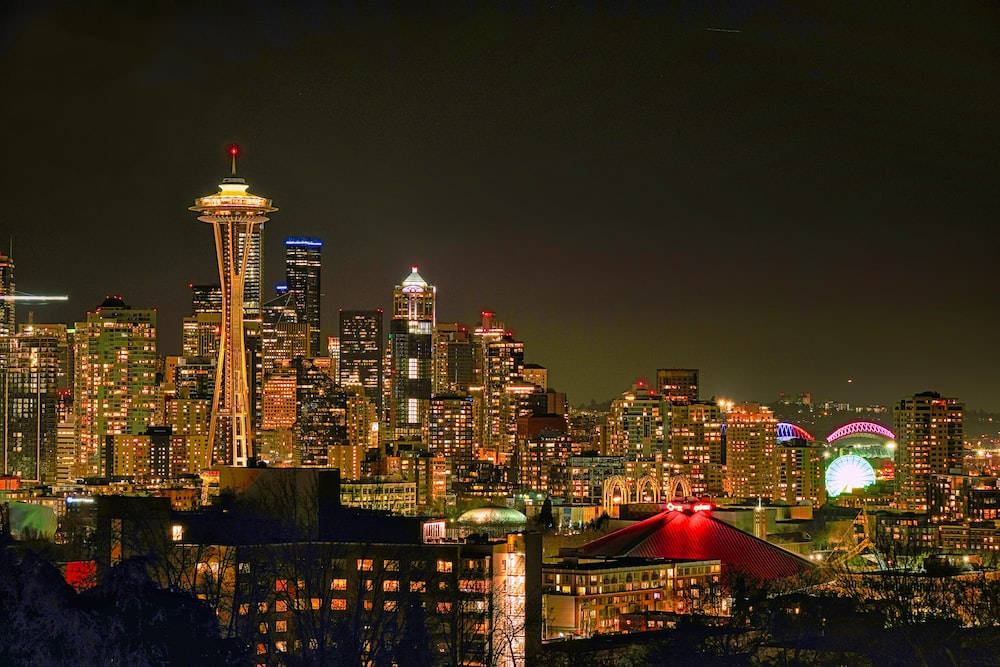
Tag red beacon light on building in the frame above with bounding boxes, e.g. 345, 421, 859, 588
664, 498, 713, 514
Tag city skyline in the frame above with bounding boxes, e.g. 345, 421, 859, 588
2, 3, 997, 408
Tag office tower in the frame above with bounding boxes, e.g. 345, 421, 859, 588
776, 440, 825, 507
294, 357, 347, 466
723, 402, 778, 499
472, 310, 505, 386
428, 394, 475, 462
168, 357, 216, 400
74, 296, 158, 476
338, 310, 383, 413
606, 382, 664, 457
3, 323, 70, 481
656, 368, 698, 404
261, 318, 310, 376
482, 332, 529, 460
55, 416, 76, 484
261, 368, 297, 430
189, 150, 277, 466
284, 238, 322, 355
667, 399, 724, 495
522, 363, 548, 391
345, 387, 378, 450
190, 284, 222, 314
432, 322, 473, 394
0, 252, 13, 460
388, 267, 435, 440
895, 391, 964, 511
327, 335, 340, 381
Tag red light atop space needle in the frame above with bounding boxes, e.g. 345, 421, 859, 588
228, 144, 240, 175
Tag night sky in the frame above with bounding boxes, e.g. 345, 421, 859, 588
2, 3, 997, 407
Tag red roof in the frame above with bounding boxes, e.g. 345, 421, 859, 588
581, 510, 814, 580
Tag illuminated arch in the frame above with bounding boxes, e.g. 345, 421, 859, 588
664, 475, 692, 500
636, 475, 660, 503
827, 421, 895, 443
603, 476, 631, 508
776, 422, 815, 442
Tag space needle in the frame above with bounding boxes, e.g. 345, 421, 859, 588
190, 146, 277, 467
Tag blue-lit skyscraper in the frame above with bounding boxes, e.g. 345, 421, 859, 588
284, 237, 322, 355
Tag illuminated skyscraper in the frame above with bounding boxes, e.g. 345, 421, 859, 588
189, 147, 277, 467
388, 268, 435, 440
284, 237, 322, 354
0, 252, 13, 453
3, 323, 70, 482
339, 310, 383, 413
607, 381, 664, 457
656, 368, 698, 404
723, 402, 778, 499
74, 297, 158, 476
895, 391, 964, 511
482, 334, 529, 460
432, 322, 473, 394
294, 357, 347, 466
667, 399, 724, 495
428, 394, 475, 462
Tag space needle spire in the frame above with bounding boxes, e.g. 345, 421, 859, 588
189, 146, 277, 467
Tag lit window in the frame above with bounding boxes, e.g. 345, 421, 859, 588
408, 358, 418, 379
383, 560, 399, 571
384, 600, 397, 611
275, 600, 287, 612
171, 524, 183, 541
275, 641, 287, 653
331, 598, 347, 610
437, 560, 453, 573
275, 620, 287, 633
410, 581, 426, 592
383, 580, 398, 592
331, 578, 347, 591
358, 559, 373, 571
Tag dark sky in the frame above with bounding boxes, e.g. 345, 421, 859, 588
2, 2, 998, 408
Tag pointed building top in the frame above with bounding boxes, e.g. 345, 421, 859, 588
401, 266, 428, 288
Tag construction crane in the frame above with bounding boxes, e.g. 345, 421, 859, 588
827, 505, 888, 570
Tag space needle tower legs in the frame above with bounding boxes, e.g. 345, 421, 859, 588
190, 146, 277, 467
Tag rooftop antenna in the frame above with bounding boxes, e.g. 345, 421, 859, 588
228, 144, 239, 176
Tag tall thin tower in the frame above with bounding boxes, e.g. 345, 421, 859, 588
190, 146, 277, 467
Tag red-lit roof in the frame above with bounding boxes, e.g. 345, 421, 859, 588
580, 510, 814, 580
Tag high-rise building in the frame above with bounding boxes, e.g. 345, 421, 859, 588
656, 368, 698, 404
327, 335, 340, 382
339, 310, 383, 413
723, 402, 778, 499
189, 151, 277, 467
775, 440, 825, 507
3, 323, 70, 481
667, 399, 724, 495
0, 252, 14, 458
294, 357, 347, 466
190, 284, 223, 314
74, 297, 158, 477
522, 363, 548, 391
432, 322, 473, 395
284, 238, 322, 355
428, 394, 476, 463
388, 267, 435, 440
482, 333, 528, 459
606, 382, 664, 458
895, 391, 964, 511
345, 387, 378, 450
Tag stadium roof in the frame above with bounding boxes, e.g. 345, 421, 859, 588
579, 509, 814, 580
